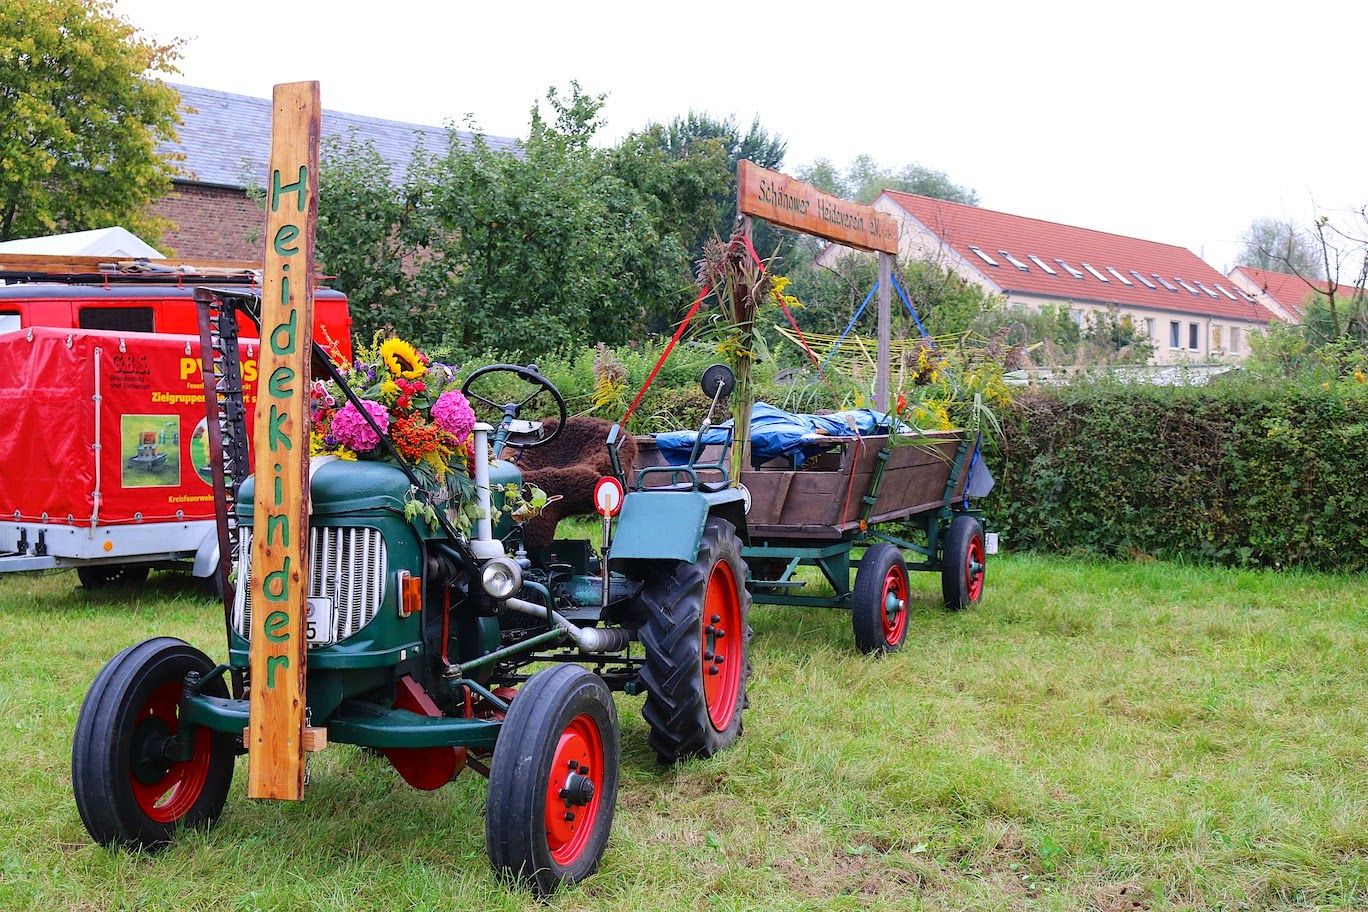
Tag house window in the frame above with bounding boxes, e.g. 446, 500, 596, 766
1174, 278, 1201, 296
1082, 263, 1110, 283
968, 246, 999, 266
1169, 321, 1181, 349
1230, 327, 1241, 354
1107, 267, 1134, 286
1055, 259, 1086, 279
1144, 317, 1155, 338
1213, 283, 1239, 300
1028, 255, 1057, 275
1153, 275, 1180, 292
1189, 323, 1200, 351
999, 250, 1030, 271
1132, 271, 1158, 289
1212, 324, 1223, 351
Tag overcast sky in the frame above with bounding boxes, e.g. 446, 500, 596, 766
113, 0, 1364, 274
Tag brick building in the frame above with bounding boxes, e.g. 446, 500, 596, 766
151, 84, 517, 260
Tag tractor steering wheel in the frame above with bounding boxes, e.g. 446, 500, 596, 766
461, 363, 567, 453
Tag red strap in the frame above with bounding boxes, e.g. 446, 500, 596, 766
621, 283, 710, 425
740, 233, 825, 371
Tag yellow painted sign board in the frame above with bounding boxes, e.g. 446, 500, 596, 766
247, 81, 319, 801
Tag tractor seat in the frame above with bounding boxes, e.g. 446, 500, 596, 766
515, 417, 637, 552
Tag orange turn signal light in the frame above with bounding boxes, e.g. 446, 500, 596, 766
398, 571, 422, 617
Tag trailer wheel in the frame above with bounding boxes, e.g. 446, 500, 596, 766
77, 565, 150, 590
941, 515, 986, 610
637, 516, 752, 763
852, 544, 910, 654
486, 665, 619, 896
72, 637, 235, 850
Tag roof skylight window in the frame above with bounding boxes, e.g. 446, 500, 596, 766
1131, 271, 1158, 289
967, 246, 999, 266
1028, 255, 1057, 275
1081, 263, 1110, 283
1173, 278, 1201, 295
1193, 281, 1220, 299
1152, 274, 1180, 292
1213, 283, 1239, 300
999, 250, 1031, 271
1106, 267, 1133, 286
1236, 289, 1258, 303
1055, 258, 1086, 279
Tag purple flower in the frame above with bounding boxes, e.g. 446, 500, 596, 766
331, 399, 390, 452
432, 390, 476, 440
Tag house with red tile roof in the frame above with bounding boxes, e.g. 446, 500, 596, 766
821, 191, 1273, 364
1225, 265, 1362, 323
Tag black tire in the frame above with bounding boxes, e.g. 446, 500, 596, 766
77, 565, 151, 590
637, 516, 752, 763
486, 665, 620, 896
72, 637, 235, 850
941, 514, 986, 611
852, 544, 910, 655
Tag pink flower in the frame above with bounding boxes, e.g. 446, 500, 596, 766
432, 390, 476, 441
330, 399, 390, 452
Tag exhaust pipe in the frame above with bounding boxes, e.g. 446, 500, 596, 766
503, 596, 633, 653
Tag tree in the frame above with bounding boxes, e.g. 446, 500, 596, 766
1237, 217, 1325, 279
796, 155, 979, 206
0, 0, 183, 242
630, 111, 787, 262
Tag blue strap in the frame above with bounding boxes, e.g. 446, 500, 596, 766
963, 429, 982, 509
890, 274, 933, 345
819, 281, 879, 374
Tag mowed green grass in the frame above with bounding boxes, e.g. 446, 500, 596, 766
1, 555, 1365, 911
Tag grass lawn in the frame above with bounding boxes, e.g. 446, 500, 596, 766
1, 554, 1365, 911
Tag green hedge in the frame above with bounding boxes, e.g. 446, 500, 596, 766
993, 381, 1368, 571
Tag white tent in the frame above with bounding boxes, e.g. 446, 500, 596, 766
0, 227, 164, 258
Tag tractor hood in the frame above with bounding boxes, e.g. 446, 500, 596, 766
238, 458, 411, 519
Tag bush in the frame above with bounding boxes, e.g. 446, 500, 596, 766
994, 377, 1368, 570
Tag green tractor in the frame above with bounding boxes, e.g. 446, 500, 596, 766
71, 304, 752, 894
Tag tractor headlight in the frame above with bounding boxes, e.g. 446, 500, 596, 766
480, 557, 523, 600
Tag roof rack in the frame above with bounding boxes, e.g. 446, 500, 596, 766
0, 253, 262, 286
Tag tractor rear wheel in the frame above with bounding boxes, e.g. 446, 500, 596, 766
72, 637, 235, 850
486, 665, 619, 896
852, 544, 910, 655
637, 516, 752, 763
77, 565, 150, 590
941, 514, 986, 610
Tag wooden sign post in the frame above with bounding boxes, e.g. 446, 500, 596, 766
737, 161, 901, 411
247, 81, 320, 801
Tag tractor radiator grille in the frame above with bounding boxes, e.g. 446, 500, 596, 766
232, 526, 388, 643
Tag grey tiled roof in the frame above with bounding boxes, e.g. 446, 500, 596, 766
160, 83, 519, 189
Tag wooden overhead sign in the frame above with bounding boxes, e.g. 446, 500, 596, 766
737, 161, 899, 254
247, 81, 320, 801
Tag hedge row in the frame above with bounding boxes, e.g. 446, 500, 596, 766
991, 381, 1368, 571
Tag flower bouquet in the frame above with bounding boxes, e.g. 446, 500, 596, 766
311, 335, 481, 530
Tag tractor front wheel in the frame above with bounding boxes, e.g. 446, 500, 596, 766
637, 516, 752, 763
941, 514, 986, 610
486, 665, 620, 896
72, 637, 235, 850
852, 544, 910, 654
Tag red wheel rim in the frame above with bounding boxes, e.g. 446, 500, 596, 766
544, 713, 605, 866
966, 535, 985, 602
701, 559, 742, 731
129, 681, 212, 823
881, 563, 909, 646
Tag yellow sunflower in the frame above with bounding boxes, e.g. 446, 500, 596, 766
379, 338, 427, 380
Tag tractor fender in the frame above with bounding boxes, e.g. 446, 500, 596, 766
608, 488, 748, 565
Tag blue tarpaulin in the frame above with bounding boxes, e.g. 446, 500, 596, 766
653, 402, 892, 467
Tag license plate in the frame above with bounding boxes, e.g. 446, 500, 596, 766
306, 597, 335, 645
